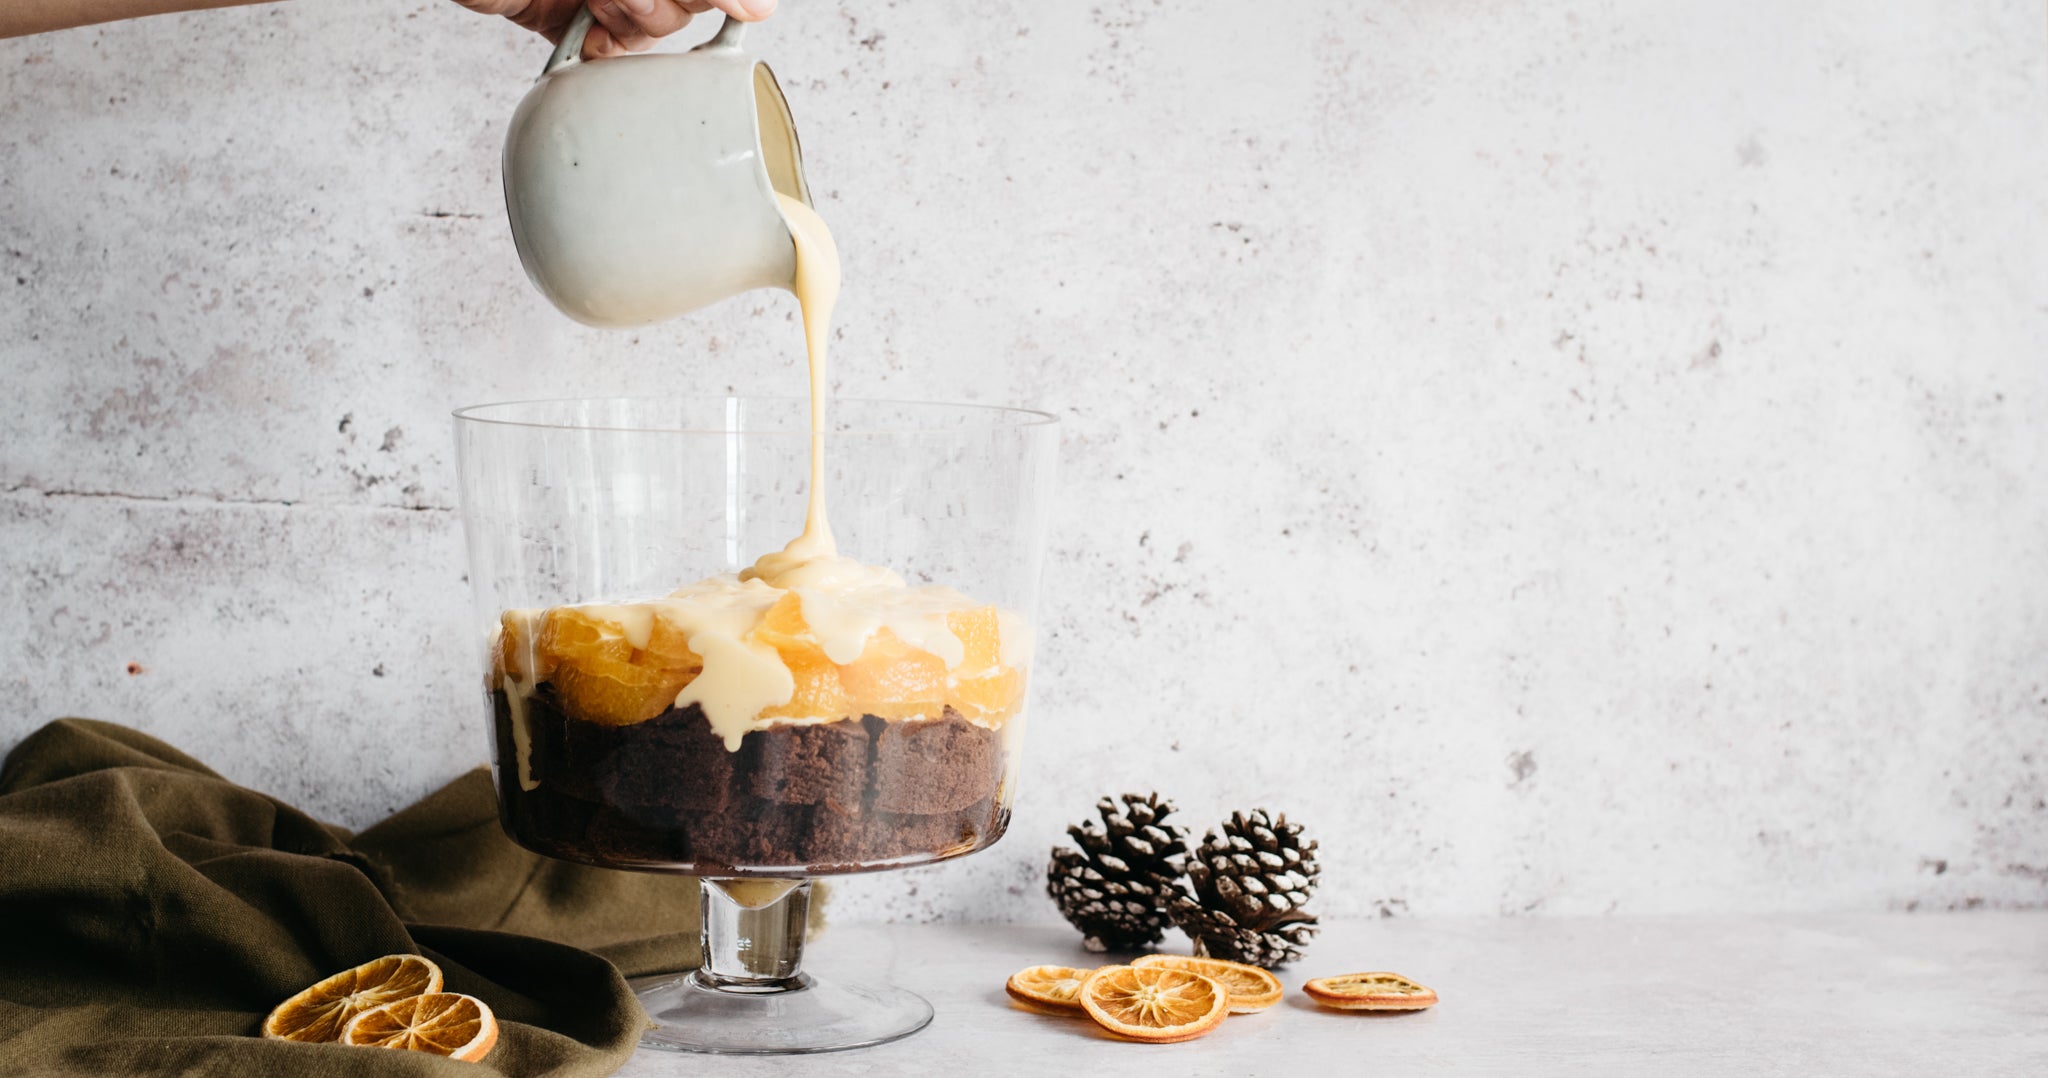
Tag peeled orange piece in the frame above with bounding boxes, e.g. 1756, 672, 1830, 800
758, 638, 851, 720
494, 612, 551, 686
260, 954, 444, 1043
340, 991, 499, 1062
537, 608, 631, 667
641, 614, 702, 672
837, 628, 945, 719
741, 594, 846, 719
754, 592, 810, 643
948, 606, 1003, 670
553, 658, 691, 727
1132, 954, 1283, 1014
1078, 964, 1228, 1043
949, 667, 1025, 723
1005, 965, 1093, 1012
1301, 971, 1439, 1011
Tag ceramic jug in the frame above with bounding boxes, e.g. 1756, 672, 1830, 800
502, 7, 812, 328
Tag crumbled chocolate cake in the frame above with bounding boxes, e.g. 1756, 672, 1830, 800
490, 688, 1008, 874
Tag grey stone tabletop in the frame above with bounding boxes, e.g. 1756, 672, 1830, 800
614, 913, 2046, 1076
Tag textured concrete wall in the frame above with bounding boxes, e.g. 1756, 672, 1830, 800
3, 1, 2044, 923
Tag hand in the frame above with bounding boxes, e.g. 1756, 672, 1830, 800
454, 0, 777, 60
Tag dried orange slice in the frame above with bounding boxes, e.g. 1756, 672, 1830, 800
260, 954, 444, 1043
1078, 964, 1228, 1043
1302, 971, 1438, 1011
1132, 954, 1283, 1014
340, 992, 499, 1062
1005, 965, 1092, 1012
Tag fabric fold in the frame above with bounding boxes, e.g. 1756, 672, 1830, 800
0, 718, 702, 1077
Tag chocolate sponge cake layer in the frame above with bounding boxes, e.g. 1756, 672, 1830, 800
490, 689, 1009, 874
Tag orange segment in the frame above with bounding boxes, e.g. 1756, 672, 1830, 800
641, 614, 702, 672
1078, 964, 1228, 1043
1131, 954, 1283, 1014
1302, 971, 1439, 1012
757, 639, 850, 719
755, 592, 810, 642
340, 992, 499, 1062
537, 608, 631, 667
260, 954, 444, 1043
949, 667, 1025, 723
1005, 965, 1093, 1012
948, 606, 1002, 670
553, 657, 692, 727
527, 605, 702, 725
494, 613, 551, 686
836, 628, 946, 719
744, 594, 850, 719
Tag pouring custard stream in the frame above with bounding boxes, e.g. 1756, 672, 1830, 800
750, 192, 840, 577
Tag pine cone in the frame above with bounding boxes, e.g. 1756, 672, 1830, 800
1046, 793, 1189, 952
1169, 809, 1321, 968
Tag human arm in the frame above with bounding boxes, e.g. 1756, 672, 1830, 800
1, 0, 263, 39
0, 0, 776, 57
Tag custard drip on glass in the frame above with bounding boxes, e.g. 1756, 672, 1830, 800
492, 193, 1033, 852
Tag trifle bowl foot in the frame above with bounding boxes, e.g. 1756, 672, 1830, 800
630, 972, 933, 1055
630, 878, 932, 1055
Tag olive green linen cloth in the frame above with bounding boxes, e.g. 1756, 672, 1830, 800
0, 718, 702, 1077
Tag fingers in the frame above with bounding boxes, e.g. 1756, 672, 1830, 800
579, 0, 773, 59
585, 0, 658, 56
616, 0, 696, 39
582, 23, 625, 59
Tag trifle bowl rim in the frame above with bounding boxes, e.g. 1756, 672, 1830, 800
453, 395, 1060, 436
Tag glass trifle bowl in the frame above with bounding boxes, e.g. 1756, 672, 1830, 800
453, 397, 1057, 1053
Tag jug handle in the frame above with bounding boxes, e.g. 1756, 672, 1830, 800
542, 6, 746, 77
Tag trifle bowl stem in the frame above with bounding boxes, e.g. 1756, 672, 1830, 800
630, 878, 932, 1054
